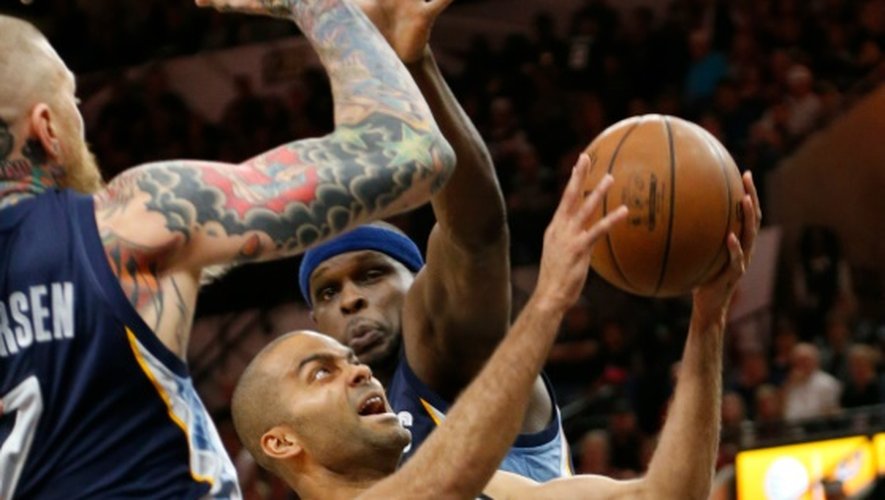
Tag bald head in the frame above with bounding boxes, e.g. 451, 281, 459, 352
231, 332, 301, 471
0, 16, 68, 122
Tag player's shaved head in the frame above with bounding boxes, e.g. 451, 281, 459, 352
0, 15, 68, 121
231, 332, 298, 471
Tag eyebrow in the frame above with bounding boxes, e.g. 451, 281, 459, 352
312, 252, 392, 282
296, 348, 358, 375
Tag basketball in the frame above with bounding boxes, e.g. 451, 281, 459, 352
583, 114, 745, 297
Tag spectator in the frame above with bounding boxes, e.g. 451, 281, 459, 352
784, 64, 823, 137
783, 343, 842, 422
754, 384, 790, 442
840, 344, 882, 409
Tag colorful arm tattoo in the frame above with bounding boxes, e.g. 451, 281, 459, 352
97, 0, 453, 264
92, 0, 454, 357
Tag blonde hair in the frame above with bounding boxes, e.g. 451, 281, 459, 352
0, 16, 65, 122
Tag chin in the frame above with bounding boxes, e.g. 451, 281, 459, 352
372, 427, 411, 457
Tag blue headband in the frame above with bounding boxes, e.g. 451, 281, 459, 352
298, 225, 424, 306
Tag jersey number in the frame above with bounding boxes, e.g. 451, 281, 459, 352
0, 376, 43, 499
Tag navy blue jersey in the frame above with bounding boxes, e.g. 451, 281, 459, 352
388, 356, 573, 482
0, 190, 239, 499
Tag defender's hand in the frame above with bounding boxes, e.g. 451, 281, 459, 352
534, 154, 628, 312
354, 0, 454, 63
692, 171, 762, 325
195, 0, 292, 17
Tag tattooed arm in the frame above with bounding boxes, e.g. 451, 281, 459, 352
94, 0, 454, 358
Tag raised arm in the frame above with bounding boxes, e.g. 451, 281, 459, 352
407, 48, 512, 393
359, 156, 628, 499
92, 0, 454, 359
96, 0, 455, 272
353, 0, 510, 397
483, 172, 762, 500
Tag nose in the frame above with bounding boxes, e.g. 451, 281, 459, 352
347, 362, 373, 387
339, 281, 367, 315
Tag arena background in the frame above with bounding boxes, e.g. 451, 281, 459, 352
3, 1, 884, 498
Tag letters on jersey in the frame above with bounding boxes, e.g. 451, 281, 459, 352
0, 282, 74, 356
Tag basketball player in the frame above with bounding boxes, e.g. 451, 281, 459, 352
0, 0, 456, 496
297, 0, 567, 480
233, 160, 762, 499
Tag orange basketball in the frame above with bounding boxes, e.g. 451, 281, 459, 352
583, 114, 745, 297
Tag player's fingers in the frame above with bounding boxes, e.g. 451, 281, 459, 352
725, 232, 745, 277
739, 194, 757, 263
743, 171, 762, 225
576, 174, 613, 226
558, 154, 590, 216
583, 205, 628, 247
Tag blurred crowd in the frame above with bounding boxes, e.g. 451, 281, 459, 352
9, 0, 885, 488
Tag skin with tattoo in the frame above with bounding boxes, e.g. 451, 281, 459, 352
0, 0, 455, 361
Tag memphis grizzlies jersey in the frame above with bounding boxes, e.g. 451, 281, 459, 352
388, 357, 573, 482
0, 190, 240, 499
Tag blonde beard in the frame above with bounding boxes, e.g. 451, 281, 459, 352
59, 131, 103, 194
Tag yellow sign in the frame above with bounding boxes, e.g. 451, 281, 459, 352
875, 433, 885, 474
736, 435, 876, 499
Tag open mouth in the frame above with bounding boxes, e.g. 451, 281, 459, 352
358, 395, 388, 417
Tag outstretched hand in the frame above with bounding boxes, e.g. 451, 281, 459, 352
354, 0, 454, 63
692, 171, 763, 325
194, 0, 292, 17
534, 154, 628, 312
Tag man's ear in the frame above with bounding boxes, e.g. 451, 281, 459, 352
27, 103, 61, 162
309, 310, 317, 324
261, 425, 304, 462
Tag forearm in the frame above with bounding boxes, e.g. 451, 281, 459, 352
642, 310, 725, 500
409, 50, 506, 247
365, 294, 565, 499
